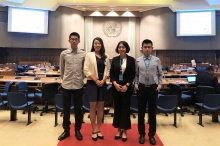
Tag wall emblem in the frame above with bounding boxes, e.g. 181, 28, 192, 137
102, 21, 122, 37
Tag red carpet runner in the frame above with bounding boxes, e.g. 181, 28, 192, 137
57, 123, 164, 146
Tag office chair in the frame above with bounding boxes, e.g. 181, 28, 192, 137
195, 94, 220, 127
35, 82, 60, 116
193, 86, 215, 115
0, 94, 8, 109
104, 85, 114, 117
0, 81, 13, 109
54, 94, 74, 127
0, 81, 13, 98
169, 83, 191, 117
7, 92, 34, 125
157, 95, 178, 127
82, 93, 104, 123
16, 81, 36, 113
130, 94, 148, 119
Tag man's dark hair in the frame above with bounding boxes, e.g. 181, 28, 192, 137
206, 66, 214, 71
69, 32, 80, 40
142, 39, 153, 47
115, 41, 130, 53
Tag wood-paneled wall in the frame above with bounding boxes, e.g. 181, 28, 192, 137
0, 47, 65, 65
156, 50, 217, 67
0, 48, 219, 68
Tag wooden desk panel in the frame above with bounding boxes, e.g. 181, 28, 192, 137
24, 70, 60, 76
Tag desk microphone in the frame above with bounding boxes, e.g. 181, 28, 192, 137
0, 76, 3, 78
15, 76, 21, 79
34, 76, 41, 80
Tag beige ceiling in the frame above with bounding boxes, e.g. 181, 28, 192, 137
1, 0, 220, 12
65, 5, 162, 12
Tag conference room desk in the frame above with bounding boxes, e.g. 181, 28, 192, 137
163, 72, 197, 78
0, 75, 111, 88
0, 76, 62, 88
0, 69, 14, 76
161, 78, 196, 89
23, 70, 60, 77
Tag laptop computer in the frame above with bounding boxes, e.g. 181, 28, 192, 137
187, 76, 196, 83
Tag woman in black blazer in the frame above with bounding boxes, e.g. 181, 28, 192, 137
110, 41, 135, 142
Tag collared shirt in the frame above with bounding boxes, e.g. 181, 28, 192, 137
60, 48, 86, 89
135, 55, 163, 88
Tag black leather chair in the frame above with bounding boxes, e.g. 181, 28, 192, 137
169, 83, 191, 116
193, 86, 215, 115
35, 82, 60, 116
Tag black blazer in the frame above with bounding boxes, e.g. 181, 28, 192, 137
110, 55, 135, 87
196, 72, 220, 93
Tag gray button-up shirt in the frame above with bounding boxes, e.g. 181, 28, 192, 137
135, 55, 163, 88
60, 48, 86, 89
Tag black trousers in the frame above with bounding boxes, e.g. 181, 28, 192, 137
137, 83, 158, 137
112, 87, 132, 130
62, 87, 83, 131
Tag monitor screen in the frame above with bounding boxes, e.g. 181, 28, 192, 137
8, 7, 49, 34
176, 11, 216, 36
187, 76, 196, 82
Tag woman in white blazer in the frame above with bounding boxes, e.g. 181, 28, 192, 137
83, 37, 110, 141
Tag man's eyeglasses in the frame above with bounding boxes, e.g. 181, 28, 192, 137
69, 38, 79, 41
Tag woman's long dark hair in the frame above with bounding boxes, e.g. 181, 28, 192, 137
91, 37, 107, 60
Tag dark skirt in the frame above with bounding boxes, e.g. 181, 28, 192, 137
85, 79, 107, 102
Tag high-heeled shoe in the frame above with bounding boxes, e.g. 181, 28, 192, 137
92, 131, 98, 141
121, 130, 127, 142
97, 131, 104, 139
114, 130, 122, 140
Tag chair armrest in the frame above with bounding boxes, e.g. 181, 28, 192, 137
35, 88, 41, 93
17, 89, 28, 92
183, 90, 192, 95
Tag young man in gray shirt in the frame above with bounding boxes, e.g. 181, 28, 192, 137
58, 32, 86, 141
135, 39, 162, 145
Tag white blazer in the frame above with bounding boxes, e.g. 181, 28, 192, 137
83, 52, 110, 80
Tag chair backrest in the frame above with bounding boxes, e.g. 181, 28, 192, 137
203, 94, 220, 110
104, 85, 113, 107
82, 93, 90, 109
0, 94, 2, 104
157, 95, 178, 109
7, 92, 27, 106
42, 82, 60, 100
169, 83, 182, 98
16, 81, 28, 93
4, 81, 13, 93
130, 94, 138, 111
55, 94, 74, 109
196, 86, 215, 103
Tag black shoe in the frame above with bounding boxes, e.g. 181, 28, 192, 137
149, 136, 156, 145
139, 135, 145, 144
75, 130, 83, 141
97, 131, 104, 139
58, 131, 70, 141
92, 131, 98, 141
121, 130, 127, 142
114, 130, 122, 140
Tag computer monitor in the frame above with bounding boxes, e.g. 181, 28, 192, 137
187, 76, 196, 83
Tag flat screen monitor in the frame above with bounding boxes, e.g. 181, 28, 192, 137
176, 11, 216, 36
8, 7, 49, 34
187, 76, 196, 83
